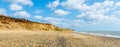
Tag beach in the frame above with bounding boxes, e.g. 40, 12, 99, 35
0, 30, 120, 47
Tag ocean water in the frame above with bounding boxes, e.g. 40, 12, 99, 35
79, 31, 120, 38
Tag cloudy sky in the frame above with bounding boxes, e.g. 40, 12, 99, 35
0, 0, 120, 31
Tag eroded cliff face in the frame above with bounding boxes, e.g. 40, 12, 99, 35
0, 15, 73, 32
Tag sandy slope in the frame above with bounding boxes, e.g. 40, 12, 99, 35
0, 15, 73, 32
0, 30, 120, 47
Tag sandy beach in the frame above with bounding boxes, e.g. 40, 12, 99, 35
0, 30, 119, 47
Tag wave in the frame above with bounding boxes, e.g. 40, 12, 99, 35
78, 32, 120, 38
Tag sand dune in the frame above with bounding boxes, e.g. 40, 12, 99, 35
0, 15, 72, 32
0, 30, 120, 47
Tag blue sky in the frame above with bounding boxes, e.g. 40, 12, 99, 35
0, 0, 120, 31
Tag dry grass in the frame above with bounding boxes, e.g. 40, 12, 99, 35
0, 30, 120, 47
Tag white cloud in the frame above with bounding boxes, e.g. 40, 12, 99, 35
3, 0, 33, 6
47, 0, 59, 9
61, 0, 120, 25
43, 17, 82, 28
43, 17, 70, 27
76, 13, 86, 18
34, 15, 42, 19
43, 17, 61, 24
61, 0, 86, 11
54, 9, 70, 16
34, 10, 42, 14
10, 3, 23, 11
0, 8, 6, 15
115, 2, 120, 7
3, 0, 33, 12
14, 11, 31, 18
77, 13, 120, 25
61, 0, 115, 11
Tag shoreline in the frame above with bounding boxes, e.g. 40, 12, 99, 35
75, 31, 120, 38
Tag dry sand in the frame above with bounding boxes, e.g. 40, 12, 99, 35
0, 30, 120, 47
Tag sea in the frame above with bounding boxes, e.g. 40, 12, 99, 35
79, 31, 120, 38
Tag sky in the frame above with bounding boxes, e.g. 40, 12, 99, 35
0, 0, 120, 31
